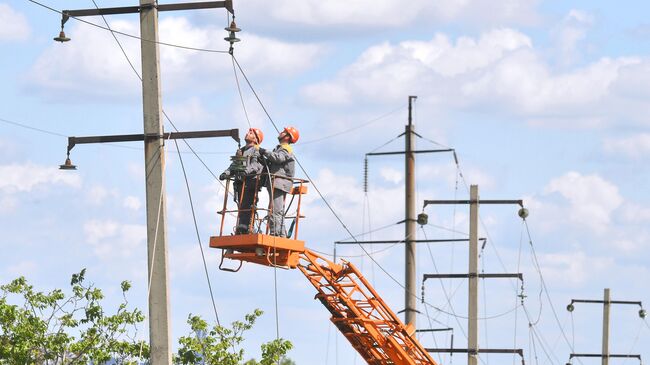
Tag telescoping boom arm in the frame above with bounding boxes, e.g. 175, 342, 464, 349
210, 233, 437, 365
298, 248, 437, 365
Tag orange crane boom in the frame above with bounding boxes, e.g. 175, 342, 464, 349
210, 234, 438, 365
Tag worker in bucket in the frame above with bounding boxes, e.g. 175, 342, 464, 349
220, 127, 265, 234
259, 126, 299, 237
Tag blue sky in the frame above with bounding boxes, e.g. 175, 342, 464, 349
2, 0, 649, 364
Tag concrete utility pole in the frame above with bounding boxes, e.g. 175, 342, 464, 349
140, 1, 171, 363
405, 95, 418, 327
468, 185, 479, 365
421, 193, 525, 363
351, 95, 453, 328
601, 288, 611, 365
53, 2, 236, 364
567, 288, 645, 365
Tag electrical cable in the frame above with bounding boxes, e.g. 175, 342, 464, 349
522, 305, 562, 365
414, 132, 452, 150
324, 322, 332, 365
333, 219, 403, 259
300, 105, 406, 146
230, 55, 252, 129
513, 221, 525, 365
0, 116, 67, 137
368, 134, 404, 154
27, 0, 230, 54
426, 222, 469, 237
420, 226, 522, 322
73, 0, 238, 194
0, 114, 235, 156
421, 225, 468, 339
570, 311, 575, 354
145, 133, 171, 304
173, 139, 221, 325
621, 321, 644, 365
448, 161, 460, 351
481, 248, 490, 365
524, 219, 578, 355
448, 147, 579, 363
233, 55, 530, 347
334, 220, 401, 243
422, 303, 444, 365
81, 0, 244, 331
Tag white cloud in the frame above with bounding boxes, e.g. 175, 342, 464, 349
380, 167, 402, 184
301, 27, 649, 127
543, 172, 622, 232
5, 260, 37, 278
0, 137, 16, 154
537, 251, 614, 287
166, 97, 212, 126
302, 29, 533, 106
462, 53, 639, 115
123, 196, 142, 211
27, 18, 324, 100
551, 10, 594, 66
83, 219, 147, 259
0, 4, 30, 42
0, 196, 17, 213
240, 0, 539, 29
603, 133, 650, 158
169, 244, 218, 277
620, 203, 650, 224
0, 163, 81, 193
86, 185, 113, 205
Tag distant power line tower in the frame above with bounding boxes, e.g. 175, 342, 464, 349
566, 288, 646, 365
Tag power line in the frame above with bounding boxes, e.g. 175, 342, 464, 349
173, 138, 221, 325
300, 105, 406, 146
232, 54, 491, 328
446, 145, 580, 363
27, 0, 230, 54
78, 0, 235, 193
230, 55, 252, 129
0, 115, 233, 155
0, 116, 67, 137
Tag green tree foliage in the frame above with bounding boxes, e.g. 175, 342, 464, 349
0, 269, 148, 364
175, 309, 293, 365
0, 271, 295, 365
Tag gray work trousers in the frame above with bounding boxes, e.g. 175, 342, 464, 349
268, 188, 287, 237
236, 177, 258, 233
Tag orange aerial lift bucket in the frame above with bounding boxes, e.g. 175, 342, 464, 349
209, 173, 309, 271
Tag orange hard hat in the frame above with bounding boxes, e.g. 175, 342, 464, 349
249, 128, 264, 144
283, 126, 300, 143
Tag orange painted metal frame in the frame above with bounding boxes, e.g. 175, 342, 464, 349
298, 249, 437, 365
211, 233, 437, 365
217, 174, 308, 238
210, 233, 305, 269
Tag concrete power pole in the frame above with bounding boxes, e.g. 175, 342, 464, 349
405, 95, 418, 327
140, 1, 171, 363
422, 192, 525, 362
567, 288, 645, 364
52, 2, 237, 364
601, 288, 611, 365
468, 185, 479, 365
